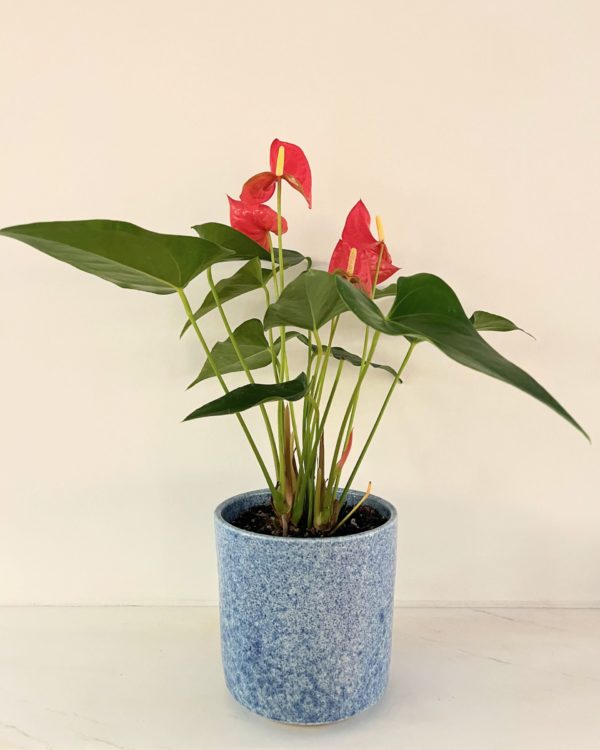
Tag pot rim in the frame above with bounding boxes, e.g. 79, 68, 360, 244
214, 487, 397, 543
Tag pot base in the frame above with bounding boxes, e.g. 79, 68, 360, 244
228, 680, 386, 726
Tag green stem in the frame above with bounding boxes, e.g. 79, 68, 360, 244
338, 340, 417, 508
308, 327, 325, 438
328, 330, 382, 508
314, 316, 339, 407
327, 243, 387, 490
207, 267, 279, 471
262, 282, 281, 383
327, 251, 386, 500
345, 331, 379, 437
273, 179, 299, 515
307, 481, 315, 530
301, 332, 316, 466
266, 234, 280, 298
177, 287, 276, 496
274, 183, 288, 377
318, 357, 344, 437
276, 179, 285, 293
266, 235, 286, 487
277, 400, 285, 496
327, 329, 380, 489
292, 329, 324, 523
297, 320, 342, 500
289, 396, 302, 463
301, 355, 345, 501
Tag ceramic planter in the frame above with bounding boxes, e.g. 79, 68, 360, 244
214, 488, 397, 724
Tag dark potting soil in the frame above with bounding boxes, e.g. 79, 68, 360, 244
231, 503, 386, 538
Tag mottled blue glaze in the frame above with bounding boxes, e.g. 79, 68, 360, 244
214, 489, 397, 724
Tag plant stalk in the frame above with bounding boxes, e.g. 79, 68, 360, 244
337, 340, 417, 508
206, 267, 279, 471
177, 287, 276, 496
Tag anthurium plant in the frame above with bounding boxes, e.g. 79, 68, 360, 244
1, 139, 587, 537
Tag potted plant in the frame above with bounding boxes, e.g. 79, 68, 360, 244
1, 139, 587, 725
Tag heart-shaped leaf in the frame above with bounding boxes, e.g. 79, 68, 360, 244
285, 331, 396, 376
188, 319, 274, 387
181, 258, 271, 336
183, 373, 308, 420
470, 310, 533, 338
336, 274, 587, 439
0, 220, 232, 294
264, 270, 347, 331
192, 222, 308, 268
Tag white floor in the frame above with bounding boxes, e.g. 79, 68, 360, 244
0, 607, 598, 750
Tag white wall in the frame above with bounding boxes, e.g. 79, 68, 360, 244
1, 0, 598, 606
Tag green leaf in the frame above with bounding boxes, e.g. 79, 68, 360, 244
183, 373, 308, 419
188, 319, 274, 387
374, 282, 398, 299
286, 331, 396, 376
192, 222, 308, 269
336, 274, 588, 439
181, 258, 271, 336
0, 220, 231, 294
470, 310, 533, 338
264, 270, 347, 331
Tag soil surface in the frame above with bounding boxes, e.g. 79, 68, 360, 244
231, 503, 387, 538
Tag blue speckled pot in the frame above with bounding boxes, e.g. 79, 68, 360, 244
214, 488, 397, 724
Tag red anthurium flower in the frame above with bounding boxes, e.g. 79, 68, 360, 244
270, 139, 312, 208
240, 139, 312, 208
228, 196, 288, 251
328, 240, 373, 293
328, 200, 399, 293
240, 172, 276, 205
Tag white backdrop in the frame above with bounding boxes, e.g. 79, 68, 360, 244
1, 0, 598, 606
